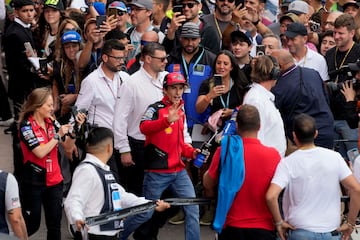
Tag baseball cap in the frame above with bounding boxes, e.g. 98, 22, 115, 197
180, 22, 201, 38
280, 13, 300, 23
288, 0, 309, 15
349, 59, 360, 71
343, 0, 360, 10
285, 22, 308, 38
163, 72, 187, 87
281, 0, 294, 7
128, 0, 153, 10
11, 0, 34, 8
230, 30, 252, 45
108, 1, 127, 11
61, 31, 82, 44
44, 0, 64, 11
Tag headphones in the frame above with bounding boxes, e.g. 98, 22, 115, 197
267, 55, 281, 81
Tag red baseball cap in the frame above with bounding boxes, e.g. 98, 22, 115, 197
163, 72, 187, 87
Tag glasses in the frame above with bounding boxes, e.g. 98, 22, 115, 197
325, 21, 334, 26
111, 8, 127, 16
218, 0, 235, 3
106, 54, 125, 61
183, 2, 196, 8
150, 55, 168, 62
130, 7, 146, 13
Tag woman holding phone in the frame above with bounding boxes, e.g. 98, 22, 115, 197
18, 87, 84, 240
196, 50, 250, 124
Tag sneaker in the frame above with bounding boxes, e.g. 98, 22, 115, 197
200, 204, 214, 226
0, 117, 14, 127
168, 209, 185, 225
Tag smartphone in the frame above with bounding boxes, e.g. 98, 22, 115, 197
173, 5, 183, 13
96, 15, 106, 29
347, 148, 359, 163
24, 42, 36, 57
214, 74, 223, 86
107, 8, 117, 18
39, 58, 48, 75
256, 45, 266, 56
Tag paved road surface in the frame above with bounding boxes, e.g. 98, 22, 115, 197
1, 126, 360, 240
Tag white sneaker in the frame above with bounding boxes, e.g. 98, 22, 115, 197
0, 118, 14, 127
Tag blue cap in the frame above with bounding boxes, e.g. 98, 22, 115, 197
94, 2, 106, 15
61, 31, 81, 44
108, 1, 127, 11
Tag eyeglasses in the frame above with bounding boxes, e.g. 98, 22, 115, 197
111, 8, 127, 16
106, 54, 125, 61
130, 7, 146, 13
218, 0, 235, 3
150, 55, 168, 62
324, 21, 334, 26
183, 2, 197, 8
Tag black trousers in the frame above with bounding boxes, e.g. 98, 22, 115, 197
21, 182, 63, 240
218, 226, 277, 240
118, 136, 145, 196
0, 76, 12, 121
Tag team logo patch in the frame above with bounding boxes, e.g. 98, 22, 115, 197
165, 127, 172, 134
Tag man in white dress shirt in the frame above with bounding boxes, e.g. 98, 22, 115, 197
74, 39, 130, 182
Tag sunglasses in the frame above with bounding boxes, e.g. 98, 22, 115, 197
218, 0, 235, 3
111, 8, 127, 16
150, 55, 167, 62
183, 2, 197, 8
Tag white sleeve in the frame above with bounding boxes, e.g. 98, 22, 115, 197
75, 77, 95, 111
113, 82, 134, 153
337, 153, 352, 181
319, 57, 329, 81
5, 173, 21, 211
118, 184, 149, 209
271, 158, 289, 189
64, 165, 97, 224
353, 156, 360, 182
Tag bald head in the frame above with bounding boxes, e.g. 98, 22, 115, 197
325, 11, 343, 31
271, 49, 294, 70
142, 31, 159, 43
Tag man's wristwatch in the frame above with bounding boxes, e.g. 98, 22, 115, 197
252, 19, 260, 26
54, 133, 61, 141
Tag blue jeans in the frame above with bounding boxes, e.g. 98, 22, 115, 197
334, 120, 358, 162
121, 169, 200, 240
288, 229, 341, 240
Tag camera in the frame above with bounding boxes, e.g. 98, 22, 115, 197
326, 78, 360, 92
256, 45, 265, 56
309, 20, 320, 33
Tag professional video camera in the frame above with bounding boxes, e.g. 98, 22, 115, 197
327, 65, 360, 92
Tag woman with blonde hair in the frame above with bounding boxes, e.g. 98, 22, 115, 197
18, 87, 78, 239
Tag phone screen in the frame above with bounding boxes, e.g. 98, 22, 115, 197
96, 15, 106, 29
173, 5, 183, 13
256, 45, 266, 56
214, 74, 222, 86
107, 8, 117, 17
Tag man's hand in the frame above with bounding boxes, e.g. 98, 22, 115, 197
121, 152, 135, 167
167, 12, 186, 40
338, 222, 355, 240
167, 103, 184, 123
155, 200, 170, 212
75, 219, 85, 231
276, 220, 296, 240
341, 80, 356, 102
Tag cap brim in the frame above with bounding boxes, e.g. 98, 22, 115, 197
180, 34, 200, 38
128, 3, 145, 9
287, 10, 304, 15
343, 2, 360, 9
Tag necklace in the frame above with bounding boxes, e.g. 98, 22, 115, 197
214, 14, 222, 40
335, 42, 354, 70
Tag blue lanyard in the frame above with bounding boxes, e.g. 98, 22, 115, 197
181, 48, 204, 81
219, 78, 233, 108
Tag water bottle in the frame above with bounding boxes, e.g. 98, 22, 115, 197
193, 142, 211, 168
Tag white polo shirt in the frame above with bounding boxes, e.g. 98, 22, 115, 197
294, 47, 329, 81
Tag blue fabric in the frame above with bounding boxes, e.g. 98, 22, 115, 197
213, 135, 245, 233
222, 109, 238, 136
288, 229, 341, 240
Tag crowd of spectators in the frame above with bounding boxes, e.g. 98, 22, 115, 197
2, 0, 360, 239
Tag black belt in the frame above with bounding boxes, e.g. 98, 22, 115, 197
331, 230, 340, 236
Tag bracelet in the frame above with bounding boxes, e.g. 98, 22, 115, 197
345, 221, 356, 229
275, 220, 283, 226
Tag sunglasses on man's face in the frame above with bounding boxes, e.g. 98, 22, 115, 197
182, 2, 197, 8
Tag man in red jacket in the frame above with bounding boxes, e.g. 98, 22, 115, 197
120, 72, 201, 240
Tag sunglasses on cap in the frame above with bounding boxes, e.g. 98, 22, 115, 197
218, 0, 235, 3
141, 40, 157, 46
